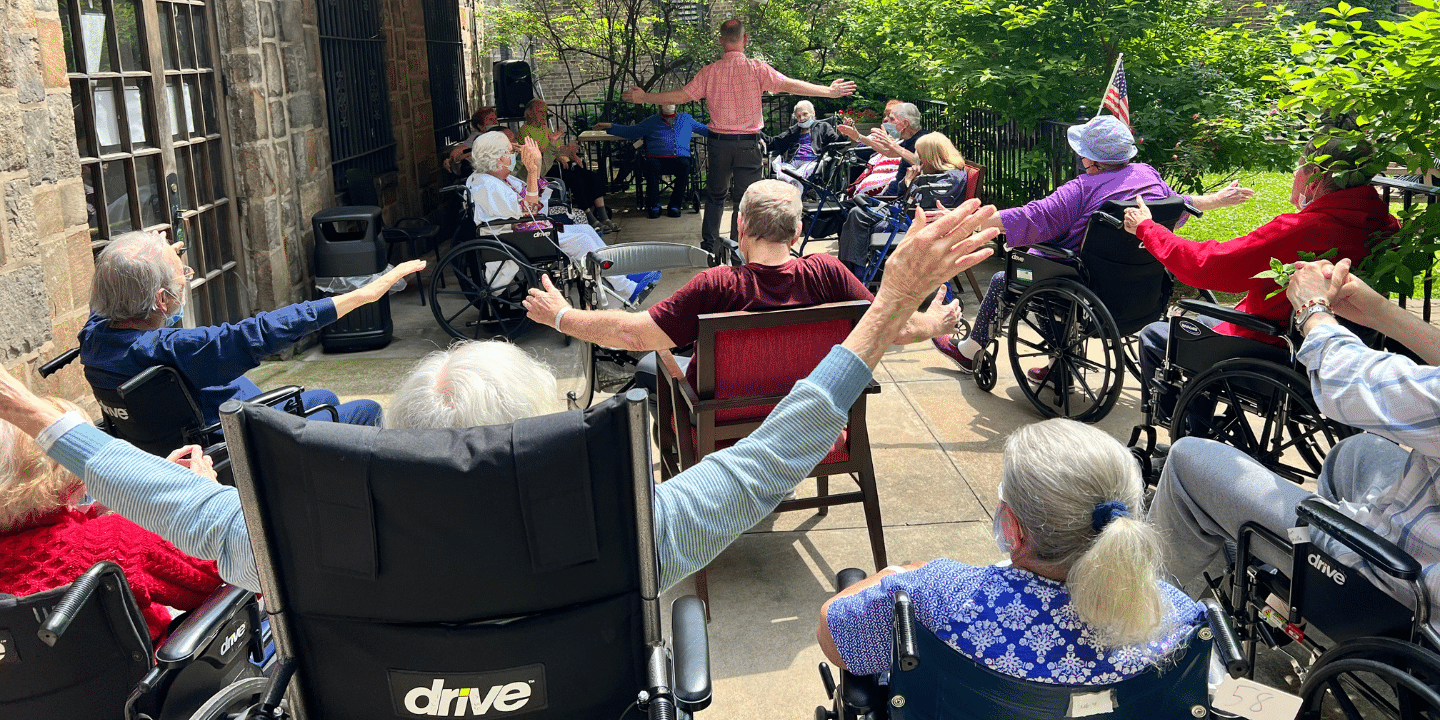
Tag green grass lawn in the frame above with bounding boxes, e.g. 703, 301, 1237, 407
1172, 170, 1294, 243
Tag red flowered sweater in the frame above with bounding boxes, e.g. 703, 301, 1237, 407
0, 507, 223, 644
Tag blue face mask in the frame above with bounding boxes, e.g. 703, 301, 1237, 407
798, 118, 816, 129
883, 122, 899, 137
167, 305, 185, 327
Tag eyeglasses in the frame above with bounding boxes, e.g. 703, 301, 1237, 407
182, 266, 195, 281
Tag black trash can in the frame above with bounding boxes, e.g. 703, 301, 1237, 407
313, 205, 393, 353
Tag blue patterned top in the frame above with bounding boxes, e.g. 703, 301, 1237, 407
826, 560, 1204, 684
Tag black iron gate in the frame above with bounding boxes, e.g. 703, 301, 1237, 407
423, 0, 468, 152
317, 0, 396, 193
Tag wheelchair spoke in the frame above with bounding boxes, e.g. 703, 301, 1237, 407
442, 299, 482, 326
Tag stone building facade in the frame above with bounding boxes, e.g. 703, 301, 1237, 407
0, 0, 481, 409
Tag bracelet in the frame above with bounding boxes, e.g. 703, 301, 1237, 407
553, 306, 570, 331
1295, 302, 1335, 331
1292, 297, 1332, 324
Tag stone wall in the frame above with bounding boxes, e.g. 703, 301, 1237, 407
0, 0, 95, 405
214, 0, 334, 313
375, 0, 441, 219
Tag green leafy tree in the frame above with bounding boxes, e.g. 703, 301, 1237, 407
1272, 0, 1440, 297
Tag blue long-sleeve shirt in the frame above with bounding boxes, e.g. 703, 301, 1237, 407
78, 300, 338, 425
46, 345, 872, 594
606, 113, 709, 158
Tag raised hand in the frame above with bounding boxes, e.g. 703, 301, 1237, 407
522, 274, 571, 329
521, 137, 543, 172
621, 86, 645, 104
1123, 195, 1153, 235
830, 79, 857, 98
1213, 179, 1256, 208
881, 199, 998, 305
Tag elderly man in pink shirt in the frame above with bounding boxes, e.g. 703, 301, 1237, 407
623, 19, 855, 262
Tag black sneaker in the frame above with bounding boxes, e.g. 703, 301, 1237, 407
667, 206, 683, 217
647, 206, 662, 219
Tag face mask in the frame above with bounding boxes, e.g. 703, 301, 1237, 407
883, 122, 899, 137
511, 153, 521, 169
167, 305, 185, 327
992, 487, 1014, 555
798, 118, 815, 129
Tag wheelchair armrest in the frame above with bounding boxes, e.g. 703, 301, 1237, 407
1201, 598, 1249, 678
836, 567, 868, 591
1297, 497, 1421, 581
1174, 300, 1283, 337
39, 561, 136, 646
671, 595, 712, 712
1015, 243, 1077, 261
154, 584, 255, 667
247, 384, 305, 410
40, 347, 81, 378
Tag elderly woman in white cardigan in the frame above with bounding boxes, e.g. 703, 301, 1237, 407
464, 131, 658, 302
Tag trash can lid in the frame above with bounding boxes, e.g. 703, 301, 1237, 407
314, 205, 383, 223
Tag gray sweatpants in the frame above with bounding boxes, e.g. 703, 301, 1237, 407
1147, 433, 1408, 595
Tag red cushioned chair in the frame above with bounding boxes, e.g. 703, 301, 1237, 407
655, 301, 886, 619
956, 161, 987, 301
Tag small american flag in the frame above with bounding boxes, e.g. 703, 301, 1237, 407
1101, 55, 1130, 127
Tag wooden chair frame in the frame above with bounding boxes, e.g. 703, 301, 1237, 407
654, 301, 887, 617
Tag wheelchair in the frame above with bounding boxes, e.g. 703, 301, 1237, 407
1127, 300, 1355, 483
969, 197, 1199, 423
199, 388, 712, 719
0, 561, 269, 720
37, 348, 335, 484
1209, 496, 1440, 718
813, 568, 1250, 719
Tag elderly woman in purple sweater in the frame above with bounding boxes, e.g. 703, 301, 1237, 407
931, 116, 1254, 372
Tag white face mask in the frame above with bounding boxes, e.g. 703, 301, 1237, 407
993, 486, 1014, 555
883, 122, 899, 137
798, 118, 816, 129
511, 153, 521, 170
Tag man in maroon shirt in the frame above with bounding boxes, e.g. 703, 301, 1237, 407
522, 180, 962, 394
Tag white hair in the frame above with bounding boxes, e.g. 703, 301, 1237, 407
91, 230, 181, 323
1001, 419, 1170, 647
470, 131, 512, 175
894, 102, 922, 129
385, 341, 564, 429
793, 100, 815, 117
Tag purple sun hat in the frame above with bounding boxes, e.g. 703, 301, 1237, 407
1067, 116, 1137, 164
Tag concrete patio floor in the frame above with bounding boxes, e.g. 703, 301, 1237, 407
244, 203, 1281, 717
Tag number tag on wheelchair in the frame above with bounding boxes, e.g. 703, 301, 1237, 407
1212, 676, 1301, 720
1015, 268, 1034, 285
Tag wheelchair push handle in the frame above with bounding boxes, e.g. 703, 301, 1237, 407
893, 590, 920, 672
39, 347, 81, 378
1200, 598, 1250, 678
39, 561, 129, 646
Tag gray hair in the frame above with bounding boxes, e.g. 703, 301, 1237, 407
894, 102, 922, 130
793, 100, 815, 117
91, 230, 181, 323
1001, 419, 1170, 647
385, 340, 564, 429
470, 131, 512, 175
738, 179, 802, 245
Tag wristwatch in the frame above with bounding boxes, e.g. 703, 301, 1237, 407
1294, 299, 1334, 331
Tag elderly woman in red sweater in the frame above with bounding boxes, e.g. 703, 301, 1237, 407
0, 398, 223, 644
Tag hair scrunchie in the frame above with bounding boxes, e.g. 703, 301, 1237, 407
1091, 500, 1131, 533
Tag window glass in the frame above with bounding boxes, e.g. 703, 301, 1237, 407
115, 0, 145, 71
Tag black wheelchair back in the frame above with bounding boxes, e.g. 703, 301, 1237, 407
970, 196, 1198, 423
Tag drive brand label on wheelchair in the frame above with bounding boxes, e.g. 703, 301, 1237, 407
1307, 552, 1347, 586
389, 665, 547, 717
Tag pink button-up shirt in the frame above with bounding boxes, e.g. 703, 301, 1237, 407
683, 51, 789, 134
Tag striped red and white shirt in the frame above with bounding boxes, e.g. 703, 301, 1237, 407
683, 51, 789, 134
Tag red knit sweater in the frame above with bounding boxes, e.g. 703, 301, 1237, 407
0, 507, 223, 644
1136, 185, 1398, 344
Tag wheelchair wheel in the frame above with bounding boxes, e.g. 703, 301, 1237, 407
1169, 359, 1345, 483
1297, 637, 1440, 719
1006, 281, 1124, 423
973, 346, 997, 392
186, 676, 270, 720
429, 240, 538, 340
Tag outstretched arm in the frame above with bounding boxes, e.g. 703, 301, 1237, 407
775, 77, 857, 98
622, 86, 694, 105
523, 274, 677, 351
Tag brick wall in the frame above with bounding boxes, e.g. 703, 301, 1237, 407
213, 0, 334, 312
0, 0, 94, 405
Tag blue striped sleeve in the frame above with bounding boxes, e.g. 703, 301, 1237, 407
48, 422, 262, 592
1299, 323, 1440, 457
654, 345, 873, 591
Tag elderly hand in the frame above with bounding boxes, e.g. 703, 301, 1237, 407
363, 259, 425, 302
621, 86, 645, 104
829, 79, 857, 98
166, 444, 217, 482
879, 199, 998, 305
521, 137, 543, 172
0, 363, 64, 439
522, 274, 572, 330
1123, 195, 1153, 235
868, 130, 901, 157
837, 121, 860, 141
923, 286, 962, 336
1212, 179, 1256, 208
905, 164, 922, 183
593, 122, 613, 131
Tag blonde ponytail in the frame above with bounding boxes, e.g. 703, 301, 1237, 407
1068, 513, 1168, 646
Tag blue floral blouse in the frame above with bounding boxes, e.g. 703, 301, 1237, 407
825, 560, 1204, 684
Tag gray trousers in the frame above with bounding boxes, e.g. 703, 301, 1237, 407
1147, 433, 1408, 595
702, 135, 764, 250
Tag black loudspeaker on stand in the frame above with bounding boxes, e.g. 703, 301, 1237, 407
495, 60, 534, 119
